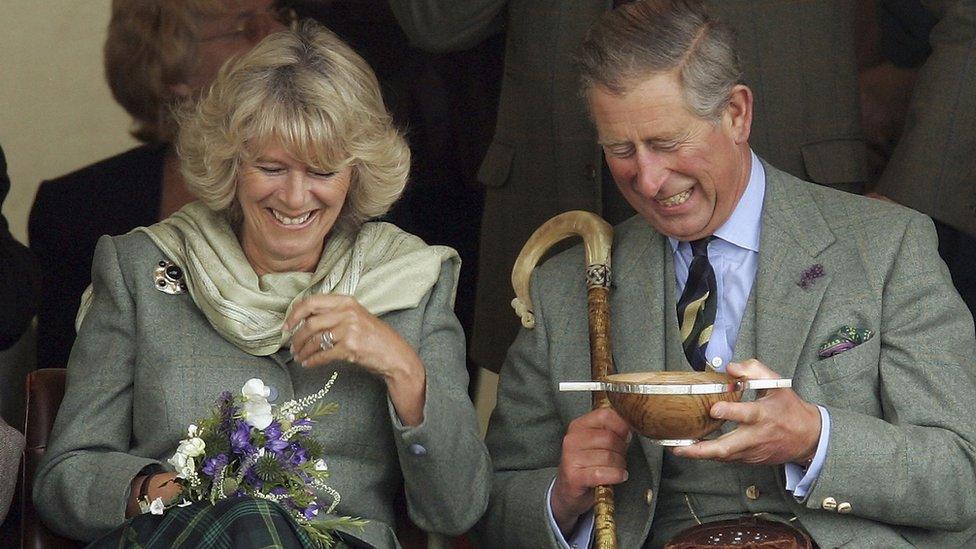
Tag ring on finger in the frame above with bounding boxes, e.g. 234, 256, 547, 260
320, 330, 336, 351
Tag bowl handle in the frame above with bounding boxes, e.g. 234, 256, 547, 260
738, 378, 793, 391
559, 381, 610, 392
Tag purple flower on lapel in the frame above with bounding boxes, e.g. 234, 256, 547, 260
797, 264, 825, 290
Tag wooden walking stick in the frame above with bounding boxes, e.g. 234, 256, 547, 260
511, 210, 617, 549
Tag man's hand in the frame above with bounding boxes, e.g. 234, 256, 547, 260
551, 407, 631, 535
672, 359, 821, 466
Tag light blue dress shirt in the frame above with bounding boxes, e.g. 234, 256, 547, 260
548, 152, 830, 548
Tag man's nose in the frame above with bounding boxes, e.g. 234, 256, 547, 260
633, 151, 668, 198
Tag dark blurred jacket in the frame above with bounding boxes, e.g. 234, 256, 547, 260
0, 144, 38, 351
28, 143, 166, 368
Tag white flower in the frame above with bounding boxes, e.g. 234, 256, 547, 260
181, 463, 196, 480
149, 497, 165, 515
187, 424, 199, 437
242, 399, 273, 430
242, 379, 271, 401
176, 437, 206, 458
314, 459, 328, 472
168, 452, 187, 470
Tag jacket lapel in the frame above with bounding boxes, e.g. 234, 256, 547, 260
609, 218, 669, 537
611, 218, 672, 378
754, 162, 836, 379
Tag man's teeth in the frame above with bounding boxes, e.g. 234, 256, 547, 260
657, 189, 692, 207
272, 210, 312, 225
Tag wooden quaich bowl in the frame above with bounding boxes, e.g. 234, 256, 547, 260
560, 372, 792, 446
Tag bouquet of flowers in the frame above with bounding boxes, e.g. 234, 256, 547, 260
163, 372, 366, 547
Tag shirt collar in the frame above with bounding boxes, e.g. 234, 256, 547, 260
668, 149, 765, 253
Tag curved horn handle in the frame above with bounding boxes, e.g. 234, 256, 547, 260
511, 211, 613, 328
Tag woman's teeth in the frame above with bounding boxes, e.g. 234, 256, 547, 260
657, 189, 692, 207
272, 210, 312, 225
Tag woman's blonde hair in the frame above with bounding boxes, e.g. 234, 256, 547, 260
105, 0, 230, 143
177, 20, 410, 230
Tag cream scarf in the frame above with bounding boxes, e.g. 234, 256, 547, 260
77, 202, 459, 356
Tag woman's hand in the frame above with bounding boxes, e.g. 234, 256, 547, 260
286, 294, 427, 426
125, 471, 181, 518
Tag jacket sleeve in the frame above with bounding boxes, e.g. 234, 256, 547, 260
874, 0, 976, 237
387, 261, 491, 535
803, 213, 976, 532
387, 0, 506, 52
32, 235, 161, 541
473, 270, 569, 549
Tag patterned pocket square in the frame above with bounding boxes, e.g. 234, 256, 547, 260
818, 325, 874, 358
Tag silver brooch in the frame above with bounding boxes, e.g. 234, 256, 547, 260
153, 260, 187, 295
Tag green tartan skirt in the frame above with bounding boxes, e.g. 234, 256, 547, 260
87, 497, 319, 549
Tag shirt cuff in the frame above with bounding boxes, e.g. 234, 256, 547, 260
784, 405, 831, 501
545, 477, 595, 549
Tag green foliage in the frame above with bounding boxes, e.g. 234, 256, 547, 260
300, 435, 325, 460
309, 401, 339, 419
304, 516, 368, 549
254, 453, 287, 483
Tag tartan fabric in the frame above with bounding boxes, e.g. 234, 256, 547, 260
676, 238, 717, 371
87, 498, 317, 549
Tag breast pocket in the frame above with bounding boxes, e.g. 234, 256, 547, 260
807, 336, 882, 413
810, 335, 880, 385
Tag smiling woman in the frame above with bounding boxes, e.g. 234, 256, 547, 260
33, 21, 490, 548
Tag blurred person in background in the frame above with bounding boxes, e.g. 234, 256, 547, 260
0, 143, 33, 524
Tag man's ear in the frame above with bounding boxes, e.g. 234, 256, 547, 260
724, 84, 753, 144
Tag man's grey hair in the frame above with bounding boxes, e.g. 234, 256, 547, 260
577, 0, 743, 120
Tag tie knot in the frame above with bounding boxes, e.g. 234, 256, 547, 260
690, 237, 713, 258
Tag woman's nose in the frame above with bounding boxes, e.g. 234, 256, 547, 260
281, 172, 308, 208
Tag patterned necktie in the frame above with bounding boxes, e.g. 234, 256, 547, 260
676, 237, 717, 371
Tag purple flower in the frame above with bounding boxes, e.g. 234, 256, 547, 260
263, 422, 290, 453
202, 453, 229, 477
289, 446, 309, 467
797, 264, 825, 290
230, 421, 255, 455
215, 391, 236, 431
302, 502, 320, 519
265, 422, 283, 439
242, 467, 263, 491
293, 418, 313, 428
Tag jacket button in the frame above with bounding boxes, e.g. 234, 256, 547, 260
837, 502, 852, 514
408, 443, 427, 456
585, 163, 597, 181
745, 485, 760, 500
821, 497, 837, 511
645, 488, 654, 505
